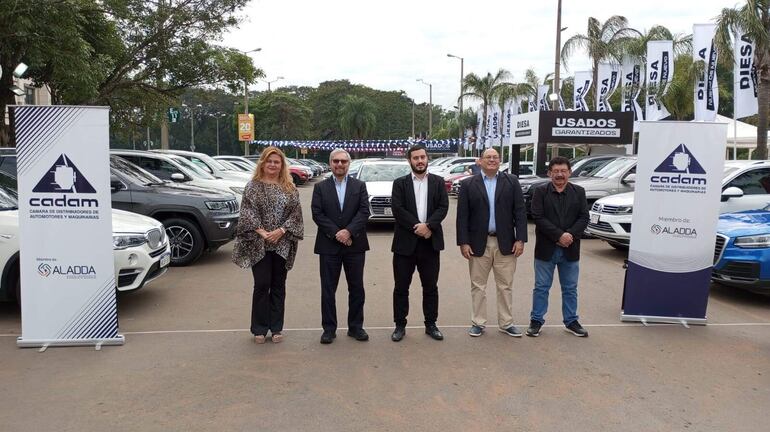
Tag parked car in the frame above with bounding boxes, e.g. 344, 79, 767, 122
294, 158, 323, 177
0, 183, 171, 305
712, 204, 770, 295
569, 156, 637, 202
356, 160, 411, 221
213, 155, 257, 173
110, 156, 239, 266
112, 150, 246, 203
448, 172, 473, 195
520, 155, 622, 215
427, 157, 477, 174
587, 160, 770, 249
153, 150, 251, 183
433, 161, 476, 179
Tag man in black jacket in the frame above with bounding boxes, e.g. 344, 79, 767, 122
527, 156, 590, 338
311, 149, 371, 344
390, 145, 449, 342
456, 148, 528, 338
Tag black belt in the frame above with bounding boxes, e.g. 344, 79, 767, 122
488, 232, 497, 237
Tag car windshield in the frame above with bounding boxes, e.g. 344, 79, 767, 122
588, 158, 636, 178
722, 166, 742, 179
0, 184, 18, 210
111, 156, 163, 185
170, 155, 216, 180
358, 163, 411, 182
227, 160, 255, 172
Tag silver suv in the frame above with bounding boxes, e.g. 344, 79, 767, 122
570, 156, 637, 203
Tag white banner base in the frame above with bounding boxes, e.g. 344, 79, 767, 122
17, 335, 125, 349
620, 314, 707, 326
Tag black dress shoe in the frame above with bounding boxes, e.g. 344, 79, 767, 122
320, 332, 336, 344
425, 325, 444, 341
347, 329, 369, 341
391, 326, 406, 342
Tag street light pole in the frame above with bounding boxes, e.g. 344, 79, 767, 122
448, 53, 464, 155
262, 76, 284, 92
411, 100, 415, 138
417, 78, 433, 138
214, 113, 225, 156
182, 103, 202, 152
239, 47, 261, 156
553, 0, 563, 111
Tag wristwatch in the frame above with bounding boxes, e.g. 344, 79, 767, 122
279, 227, 286, 234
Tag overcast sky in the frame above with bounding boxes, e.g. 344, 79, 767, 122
222, 0, 741, 109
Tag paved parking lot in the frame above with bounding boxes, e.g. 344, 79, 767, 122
1, 181, 769, 431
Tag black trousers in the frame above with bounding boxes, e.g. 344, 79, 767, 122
393, 239, 440, 327
250, 252, 287, 336
320, 252, 366, 333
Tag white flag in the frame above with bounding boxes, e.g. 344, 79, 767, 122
693, 24, 719, 121
621, 57, 644, 122
502, 100, 513, 146
645, 40, 674, 121
537, 85, 550, 111
734, 30, 758, 119
528, 96, 537, 112
596, 63, 620, 112
573, 71, 592, 111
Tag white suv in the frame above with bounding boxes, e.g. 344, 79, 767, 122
356, 160, 411, 221
587, 160, 770, 249
0, 185, 171, 304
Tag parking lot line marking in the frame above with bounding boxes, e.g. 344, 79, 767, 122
3, 322, 769, 338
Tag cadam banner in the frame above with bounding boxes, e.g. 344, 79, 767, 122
622, 121, 726, 324
11, 106, 123, 348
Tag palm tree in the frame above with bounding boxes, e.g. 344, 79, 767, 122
561, 16, 639, 102
462, 69, 513, 152
715, 1, 770, 160
338, 95, 377, 140
620, 25, 692, 63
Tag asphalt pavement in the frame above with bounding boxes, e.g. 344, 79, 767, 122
0, 180, 768, 432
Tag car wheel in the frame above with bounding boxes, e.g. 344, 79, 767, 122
610, 243, 629, 251
163, 218, 205, 266
291, 173, 300, 185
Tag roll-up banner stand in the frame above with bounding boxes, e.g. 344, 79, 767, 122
11, 105, 123, 348
622, 121, 727, 325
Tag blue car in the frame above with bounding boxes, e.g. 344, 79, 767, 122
713, 205, 770, 295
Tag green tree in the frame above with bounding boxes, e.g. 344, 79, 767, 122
338, 94, 377, 139
462, 69, 512, 149
251, 91, 312, 140
561, 16, 639, 103
716, 0, 770, 159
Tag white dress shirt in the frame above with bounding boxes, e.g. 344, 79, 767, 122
412, 173, 428, 223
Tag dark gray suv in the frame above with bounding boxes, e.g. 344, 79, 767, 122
110, 156, 239, 266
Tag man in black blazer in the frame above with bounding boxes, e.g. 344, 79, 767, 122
390, 144, 449, 342
527, 156, 590, 338
311, 149, 371, 344
456, 148, 528, 338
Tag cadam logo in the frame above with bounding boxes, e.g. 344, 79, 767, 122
38, 263, 52, 277
30, 154, 99, 208
651, 143, 707, 186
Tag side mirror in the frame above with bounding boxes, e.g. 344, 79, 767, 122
170, 172, 186, 182
110, 175, 125, 192
623, 173, 636, 184
721, 186, 744, 201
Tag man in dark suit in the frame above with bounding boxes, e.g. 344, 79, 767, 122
456, 148, 528, 338
311, 148, 371, 344
390, 144, 449, 342
527, 156, 590, 338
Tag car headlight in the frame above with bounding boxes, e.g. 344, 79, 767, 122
734, 234, 770, 248
230, 186, 245, 195
206, 200, 231, 211
616, 206, 633, 214
113, 234, 147, 250
521, 184, 531, 193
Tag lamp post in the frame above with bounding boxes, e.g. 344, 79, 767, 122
239, 47, 261, 156
416, 78, 433, 138
552, 0, 564, 110
261, 76, 284, 92
447, 53, 464, 152
212, 112, 226, 155
181, 103, 202, 152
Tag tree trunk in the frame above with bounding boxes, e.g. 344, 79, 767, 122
756, 58, 769, 160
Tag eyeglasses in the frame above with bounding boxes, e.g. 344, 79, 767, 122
332, 159, 350, 164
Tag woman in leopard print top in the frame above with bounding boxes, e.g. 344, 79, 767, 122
233, 147, 303, 344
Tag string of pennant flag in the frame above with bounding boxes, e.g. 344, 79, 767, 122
251, 138, 466, 152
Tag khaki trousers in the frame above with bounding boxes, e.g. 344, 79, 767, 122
468, 236, 517, 328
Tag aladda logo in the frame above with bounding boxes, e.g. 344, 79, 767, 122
651, 224, 697, 238
38, 263, 96, 277
30, 154, 99, 208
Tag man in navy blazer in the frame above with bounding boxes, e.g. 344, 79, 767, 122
456, 148, 528, 338
389, 144, 449, 342
311, 148, 371, 344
